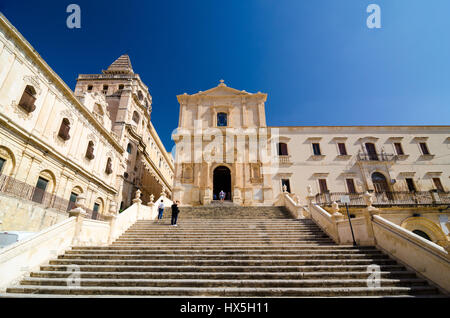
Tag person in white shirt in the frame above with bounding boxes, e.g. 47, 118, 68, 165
158, 200, 165, 220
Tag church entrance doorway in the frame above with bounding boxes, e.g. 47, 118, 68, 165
213, 166, 231, 201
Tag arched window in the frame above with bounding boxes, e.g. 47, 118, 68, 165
127, 143, 133, 154
372, 172, 389, 193
58, 118, 71, 141
18, 85, 37, 113
278, 143, 288, 156
132, 111, 140, 124
138, 90, 144, 101
217, 112, 227, 127
105, 157, 113, 174
118, 84, 124, 90
85, 141, 95, 160
412, 230, 432, 242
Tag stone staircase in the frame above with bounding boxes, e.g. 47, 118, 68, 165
2, 206, 447, 297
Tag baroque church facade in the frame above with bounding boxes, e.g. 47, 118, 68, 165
0, 14, 173, 220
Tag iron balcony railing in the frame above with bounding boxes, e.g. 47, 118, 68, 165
315, 191, 450, 207
357, 152, 398, 162
0, 174, 106, 221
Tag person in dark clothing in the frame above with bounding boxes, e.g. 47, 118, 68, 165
171, 200, 180, 226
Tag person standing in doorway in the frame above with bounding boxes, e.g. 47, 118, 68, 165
219, 190, 225, 201
157, 200, 165, 221
171, 200, 180, 226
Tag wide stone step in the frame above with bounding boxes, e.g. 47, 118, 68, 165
19, 277, 431, 288
39, 264, 408, 273
66, 249, 384, 255
49, 258, 398, 266
114, 233, 329, 241
5, 285, 440, 297
111, 240, 336, 245
108, 244, 341, 249
58, 253, 391, 261
30, 270, 419, 280
71, 245, 374, 251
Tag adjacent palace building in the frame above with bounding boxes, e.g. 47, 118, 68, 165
0, 14, 173, 220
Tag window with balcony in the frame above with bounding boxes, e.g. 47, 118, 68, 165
405, 178, 416, 192
32, 177, 49, 204
0, 157, 6, 174
394, 143, 404, 155
318, 179, 328, 193
278, 143, 288, 156
365, 143, 378, 160
346, 178, 356, 193
68, 192, 78, 211
433, 178, 444, 192
18, 85, 37, 113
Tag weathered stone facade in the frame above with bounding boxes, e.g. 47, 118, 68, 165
0, 14, 173, 220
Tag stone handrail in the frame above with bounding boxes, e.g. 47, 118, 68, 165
282, 193, 306, 219
372, 214, 450, 293
0, 217, 77, 291
309, 203, 339, 244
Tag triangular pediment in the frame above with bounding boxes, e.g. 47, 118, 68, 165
193, 80, 250, 97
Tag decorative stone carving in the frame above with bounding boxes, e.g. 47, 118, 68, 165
23, 75, 42, 95
363, 191, 374, 207
132, 189, 142, 204
307, 185, 313, 197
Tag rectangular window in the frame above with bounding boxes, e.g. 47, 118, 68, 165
346, 179, 356, 193
405, 178, 416, 192
92, 203, 100, 220
67, 192, 78, 211
433, 178, 444, 192
312, 143, 321, 156
338, 143, 347, 155
0, 157, 5, 174
87, 85, 93, 91
281, 179, 291, 193
318, 179, 328, 193
420, 142, 430, 155
278, 143, 288, 156
394, 143, 404, 155
32, 177, 49, 204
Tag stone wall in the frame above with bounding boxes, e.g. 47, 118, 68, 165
0, 192, 68, 232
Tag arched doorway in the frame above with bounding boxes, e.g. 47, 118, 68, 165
213, 166, 231, 201
371, 172, 392, 200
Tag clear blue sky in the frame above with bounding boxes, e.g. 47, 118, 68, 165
1, 1, 450, 152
